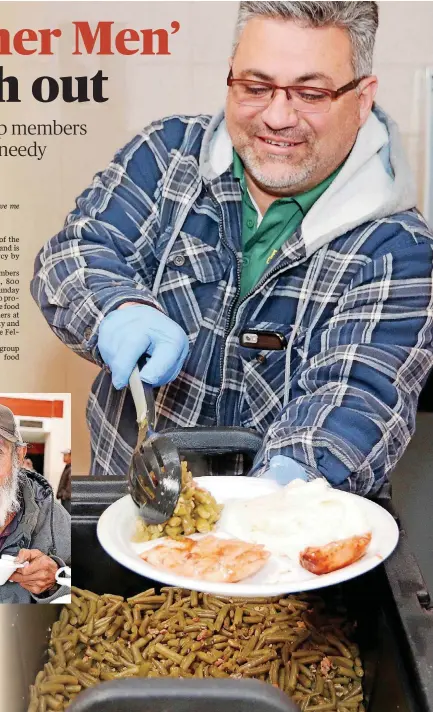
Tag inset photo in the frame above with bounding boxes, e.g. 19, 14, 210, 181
0, 393, 71, 604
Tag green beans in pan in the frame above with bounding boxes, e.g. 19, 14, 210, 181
28, 587, 365, 711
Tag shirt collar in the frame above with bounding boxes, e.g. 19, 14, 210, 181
232, 150, 245, 184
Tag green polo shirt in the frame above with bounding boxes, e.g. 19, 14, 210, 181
233, 151, 342, 299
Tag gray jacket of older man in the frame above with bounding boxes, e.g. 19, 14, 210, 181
0, 468, 71, 603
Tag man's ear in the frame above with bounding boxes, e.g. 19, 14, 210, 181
358, 76, 378, 127
16, 445, 27, 467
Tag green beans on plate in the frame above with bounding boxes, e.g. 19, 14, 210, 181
28, 586, 365, 711
131, 462, 223, 541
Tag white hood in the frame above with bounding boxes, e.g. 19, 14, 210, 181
200, 105, 417, 257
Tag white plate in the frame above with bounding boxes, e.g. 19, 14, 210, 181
51, 594, 72, 605
97, 476, 399, 597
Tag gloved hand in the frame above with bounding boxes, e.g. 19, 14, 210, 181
264, 455, 309, 485
98, 304, 189, 389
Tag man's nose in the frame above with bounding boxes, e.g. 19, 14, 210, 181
260, 89, 300, 130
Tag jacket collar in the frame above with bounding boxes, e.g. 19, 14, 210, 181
199, 105, 417, 256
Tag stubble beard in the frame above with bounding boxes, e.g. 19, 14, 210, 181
240, 143, 316, 191
232, 122, 316, 192
0, 450, 21, 528
232, 118, 350, 194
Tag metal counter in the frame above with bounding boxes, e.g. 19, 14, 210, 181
391, 413, 433, 601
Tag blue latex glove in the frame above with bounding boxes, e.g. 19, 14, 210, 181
265, 455, 309, 485
98, 305, 189, 389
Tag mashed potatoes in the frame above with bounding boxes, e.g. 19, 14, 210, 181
220, 478, 370, 560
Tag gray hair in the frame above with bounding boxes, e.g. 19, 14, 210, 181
233, 2, 379, 78
0, 446, 22, 527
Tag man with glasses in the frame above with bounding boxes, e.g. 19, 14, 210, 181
32, 2, 433, 496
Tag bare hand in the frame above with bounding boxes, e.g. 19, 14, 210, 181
8, 549, 59, 595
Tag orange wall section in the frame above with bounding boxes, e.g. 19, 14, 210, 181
0, 398, 64, 419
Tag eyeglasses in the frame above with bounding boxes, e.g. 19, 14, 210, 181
227, 70, 365, 114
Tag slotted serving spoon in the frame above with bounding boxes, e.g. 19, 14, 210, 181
127, 366, 182, 525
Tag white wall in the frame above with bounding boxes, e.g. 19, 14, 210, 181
374, 1, 433, 208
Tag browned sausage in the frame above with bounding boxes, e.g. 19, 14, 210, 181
300, 533, 372, 575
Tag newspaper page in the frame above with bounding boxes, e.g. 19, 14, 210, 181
1, 2, 433, 711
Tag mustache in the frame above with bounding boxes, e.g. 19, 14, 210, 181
255, 131, 309, 141
249, 124, 311, 142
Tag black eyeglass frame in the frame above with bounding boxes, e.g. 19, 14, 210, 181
226, 70, 366, 107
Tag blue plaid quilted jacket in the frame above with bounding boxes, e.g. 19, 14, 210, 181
31, 106, 433, 494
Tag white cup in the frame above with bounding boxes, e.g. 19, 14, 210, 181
0, 555, 28, 586
51, 594, 72, 604
55, 566, 71, 589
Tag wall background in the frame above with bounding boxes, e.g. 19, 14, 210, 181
0, 1, 432, 475
0, 393, 71, 492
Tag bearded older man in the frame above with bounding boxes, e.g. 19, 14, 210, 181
32, 2, 433, 495
0, 405, 70, 603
